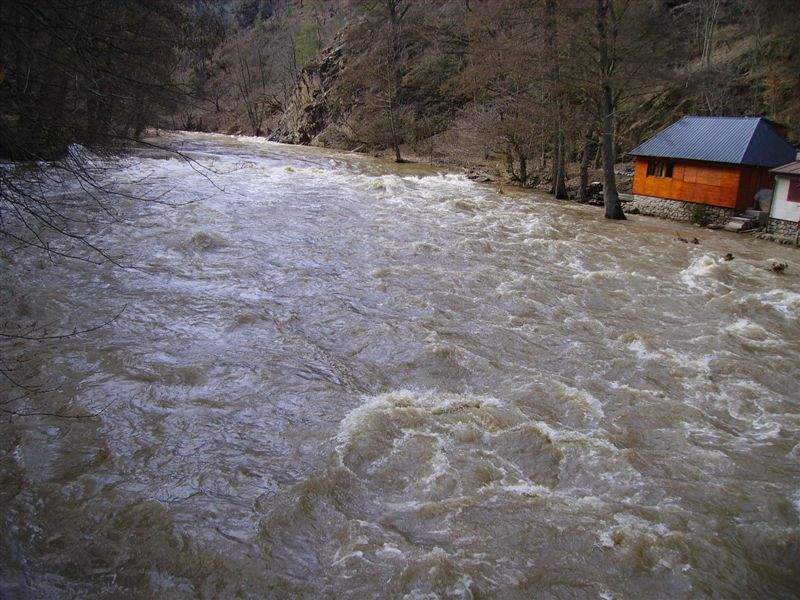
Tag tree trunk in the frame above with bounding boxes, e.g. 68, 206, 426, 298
597, 0, 625, 220
390, 129, 403, 164
546, 0, 567, 200
577, 134, 594, 203
385, 0, 404, 162
518, 153, 527, 185
388, 106, 402, 162
553, 131, 567, 199
700, 0, 721, 70
505, 150, 516, 181
133, 109, 145, 140
540, 139, 547, 171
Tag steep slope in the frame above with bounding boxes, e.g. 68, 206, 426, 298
270, 41, 345, 146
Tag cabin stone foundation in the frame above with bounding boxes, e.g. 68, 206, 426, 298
766, 218, 799, 239
626, 195, 736, 226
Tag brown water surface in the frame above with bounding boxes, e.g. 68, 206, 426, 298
1, 132, 799, 598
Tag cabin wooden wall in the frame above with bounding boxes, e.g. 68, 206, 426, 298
736, 165, 774, 210
632, 157, 743, 208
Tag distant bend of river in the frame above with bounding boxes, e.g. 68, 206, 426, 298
1, 132, 799, 598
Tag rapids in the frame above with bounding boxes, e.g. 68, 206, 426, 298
1, 132, 799, 598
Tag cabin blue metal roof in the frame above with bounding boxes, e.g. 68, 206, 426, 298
629, 116, 796, 168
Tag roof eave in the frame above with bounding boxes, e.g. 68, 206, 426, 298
771, 161, 800, 177
627, 153, 752, 167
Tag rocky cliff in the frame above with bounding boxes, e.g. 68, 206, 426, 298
270, 42, 345, 146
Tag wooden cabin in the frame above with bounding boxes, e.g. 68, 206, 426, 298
629, 116, 796, 212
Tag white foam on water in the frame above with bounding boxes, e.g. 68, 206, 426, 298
519, 216, 559, 237
411, 240, 443, 253
377, 543, 405, 558
233, 133, 279, 146
627, 338, 661, 362
334, 390, 631, 507
524, 420, 620, 455
747, 289, 800, 319
663, 349, 714, 375
499, 481, 553, 497
723, 318, 784, 349
678, 422, 732, 457
570, 263, 625, 283
567, 255, 660, 284
713, 383, 790, 444
790, 443, 800, 459
749, 417, 783, 440
680, 254, 729, 292
331, 549, 364, 566
553, 381, 605, 422
596, 513, 673, 552
221, 160, 481, 212
495, 274, 539, 301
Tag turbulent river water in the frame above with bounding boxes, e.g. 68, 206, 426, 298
2, 132, 800, 599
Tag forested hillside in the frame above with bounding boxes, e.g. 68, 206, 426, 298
177, 0, 800, 192
2, 0, 798, 194
0, 0, 181, 160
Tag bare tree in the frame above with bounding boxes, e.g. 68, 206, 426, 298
595, 0, 625, 219
0, 0, 188, 412
0, 0, 185, 249
699, 0, 722, 70
546, 0, 568, 199
577, 130, 596, 203
380, 0, 411, 162
233, 41, 271, 135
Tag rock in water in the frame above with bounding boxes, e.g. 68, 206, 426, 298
771, 261, 788, 273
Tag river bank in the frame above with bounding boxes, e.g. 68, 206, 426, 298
191, 128, 795, 250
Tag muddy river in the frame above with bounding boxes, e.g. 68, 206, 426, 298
1, 132, 799, 598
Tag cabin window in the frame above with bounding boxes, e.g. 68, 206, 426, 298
647, 160, 673, 178
788, 179, 800, 202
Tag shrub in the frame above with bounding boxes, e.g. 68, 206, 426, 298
690, 204, 710, 226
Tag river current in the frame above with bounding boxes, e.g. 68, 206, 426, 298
1, 132, 799, 598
